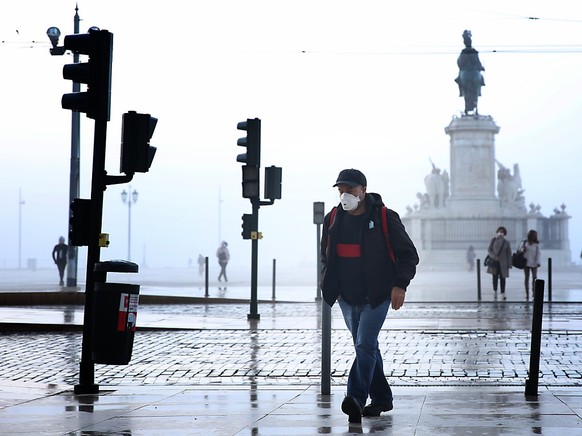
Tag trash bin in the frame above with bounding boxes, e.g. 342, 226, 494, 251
92, 260, 140, 365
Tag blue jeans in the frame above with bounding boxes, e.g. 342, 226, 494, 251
338, 299, 392, 409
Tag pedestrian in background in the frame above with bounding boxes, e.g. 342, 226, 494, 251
52, 236, 67, 286
466, 245, 475, 271
320, 169, 419, 423
216, 242, 230, 282
486, 226, 512, 299
520, 229, 541, 298
197, 254, 205, 277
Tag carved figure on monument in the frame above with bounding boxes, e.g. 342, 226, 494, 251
416, 192, 430, 210
442, 169, 450, 205
496, 160, 526, 212
455, 30, 485, 115
424, 161, 448, 208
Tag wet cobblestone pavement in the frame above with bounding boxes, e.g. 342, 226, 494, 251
1, 269, 582, 434
1, 302, 581, 388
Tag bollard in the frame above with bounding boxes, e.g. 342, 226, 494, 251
548, 257, 552, 302
315, 223, 322, 301
313, 201, 324, 301
204, 256, 209, 297
525, 279, 545, 396
272, 259, 276, 300
477, 258, 482, 301
321, 299, 332, 395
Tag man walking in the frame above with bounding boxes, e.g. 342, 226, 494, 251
320, 169, 419, 423
216, 241, 230, 282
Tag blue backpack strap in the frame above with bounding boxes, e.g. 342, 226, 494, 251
381, 206, 396, 263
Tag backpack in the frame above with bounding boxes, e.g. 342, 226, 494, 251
329, 206, 396, 263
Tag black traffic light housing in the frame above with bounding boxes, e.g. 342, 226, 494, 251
313, 202, 325, 225
61, 29, 113, 121
237, 118, 261, 167
69, 198, 92, 246
241, 214, 253, 239
242, 165, 259, 199
120, 111, 158, 174
264, 166, 282, 200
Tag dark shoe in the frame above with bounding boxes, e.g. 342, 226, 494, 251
341, 395, 362, 423
362, 401, 393, 417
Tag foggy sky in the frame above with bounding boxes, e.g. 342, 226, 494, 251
1, 1, 581, 272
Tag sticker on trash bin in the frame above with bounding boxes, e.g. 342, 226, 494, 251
117, 293, 139, 332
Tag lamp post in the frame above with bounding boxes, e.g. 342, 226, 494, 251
121, 187, 138, 261
18, 189, 25, 269
46, 6, 81, 287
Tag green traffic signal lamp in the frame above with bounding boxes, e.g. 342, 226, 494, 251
236, 118, 261, 167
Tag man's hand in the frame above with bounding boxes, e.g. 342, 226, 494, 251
391, 287, 406, 310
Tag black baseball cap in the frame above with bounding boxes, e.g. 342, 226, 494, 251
333, 169, 367, 188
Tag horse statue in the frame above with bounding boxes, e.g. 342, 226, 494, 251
455, 30, 485, 115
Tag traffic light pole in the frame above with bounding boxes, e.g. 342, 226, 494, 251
248, 199, 260, 320
75, 119, 108, 395
67, 77, 80, 287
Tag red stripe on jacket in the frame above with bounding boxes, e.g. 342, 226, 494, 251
336, 243, 361, 258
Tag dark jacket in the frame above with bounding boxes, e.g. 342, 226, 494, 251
320, 193, 419, 308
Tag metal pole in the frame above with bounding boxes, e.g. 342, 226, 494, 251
525, 279, 545, 396
547, 257, 552, 302
75, 117, 108, 395
127, 194, 132, 261
248, 199, 260, 320
66, 6, 81, 287
477, 258, 481, 301
218, 187, 222, 244
316, 223, 322, 301
272, 258, 276, 300
321, 300, 331, 394
18, 189, 24, 269
204, 256, 209, 297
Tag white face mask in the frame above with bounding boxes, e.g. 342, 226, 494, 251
340, 192, 361, 211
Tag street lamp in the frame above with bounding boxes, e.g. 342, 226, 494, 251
121, 187, 138, 261
46, 6, 82, 287
46, 6, 99, 286
18, 189, 25, 270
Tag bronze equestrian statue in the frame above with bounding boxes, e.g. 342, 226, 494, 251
455, 30, 485, 115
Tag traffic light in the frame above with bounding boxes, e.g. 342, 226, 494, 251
61, 29, 113, 121
237, 118, 261, 167
120, 111, 158, 174
313, 202, 325, 225
69, 198, 92, 246
241, 214, 253, 239
242, 165, 259, 199
264, 166, 282, 200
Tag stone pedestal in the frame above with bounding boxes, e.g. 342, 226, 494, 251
402, 113, 572, 269
445, 115, 501, 217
